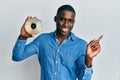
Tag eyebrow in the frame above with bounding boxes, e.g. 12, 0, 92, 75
59, 17, 74, 22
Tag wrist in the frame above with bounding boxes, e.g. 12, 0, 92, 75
18, 35, 27, 40
85, 57, 93, 68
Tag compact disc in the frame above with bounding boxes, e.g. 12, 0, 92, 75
25, 18, 42, 35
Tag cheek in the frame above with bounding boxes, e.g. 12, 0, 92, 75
69, 24, 74, 28
57, 21, 64, 28
71, 23, 74, 28
58, 21, 64, 25
71, 22, 74, 26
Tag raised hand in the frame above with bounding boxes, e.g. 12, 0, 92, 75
19, 16, 34, 40
85, 35, 103, 67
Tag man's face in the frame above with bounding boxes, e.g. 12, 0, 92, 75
55, 10, 75, 36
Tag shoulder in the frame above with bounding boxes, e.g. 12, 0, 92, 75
71, 32, 88, 46
32, 32, 53, 45
33, 32, 54, 42
71, 33, 88, 56
36, 32, 53, 39
77, 37, 87, 45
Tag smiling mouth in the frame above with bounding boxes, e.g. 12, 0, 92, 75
61, 27, 69, 33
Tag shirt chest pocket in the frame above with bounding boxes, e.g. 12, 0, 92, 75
60, 50, 77, 68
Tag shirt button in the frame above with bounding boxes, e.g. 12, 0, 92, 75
55, 72, 57, 75
57, 49, 59, 52
56, 61, 58, 64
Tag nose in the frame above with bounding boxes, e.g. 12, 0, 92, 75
64, 20, 69, 27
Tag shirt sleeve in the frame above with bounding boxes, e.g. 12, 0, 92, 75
76, 56, 93, 80
12, 37, 39, 61
76, 42, 93, 80
79, 65, 93, 80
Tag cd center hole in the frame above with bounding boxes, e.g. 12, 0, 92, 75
31, 23, 36, 29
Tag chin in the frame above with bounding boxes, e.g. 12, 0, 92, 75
61, 32, 70, 36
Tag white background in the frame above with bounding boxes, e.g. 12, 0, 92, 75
0, 0, 120, 80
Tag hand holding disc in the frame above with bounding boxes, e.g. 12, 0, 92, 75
25, 17, 42, 35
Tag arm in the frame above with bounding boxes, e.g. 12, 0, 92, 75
77, 56, 93, 80
85, 35, 103, 67
12, 16, 39, 61
12, 38, 39, 61
77, 42, 93, 80
77, 35, 103, 80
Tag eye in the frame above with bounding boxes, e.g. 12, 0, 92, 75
59, 17, 65, 22
68, 19, 74, 23
59, 17, 74, 23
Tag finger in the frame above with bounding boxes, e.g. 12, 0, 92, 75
92, 44, 101, 52
30, 34, 33, 37
25, 16, 30, 22
91, 42, 99, 48
97, 35, 103, 42
88, 39, 96, 49
30, 16, 32, 19
89, 39, 96, 45
89, 39, 98, 47
91, 40, 99, 46
94, 46, 101, 53
33, 16, 37, 19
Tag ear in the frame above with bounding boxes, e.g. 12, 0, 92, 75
73, 19, 75, 24
54, 16, 57, 22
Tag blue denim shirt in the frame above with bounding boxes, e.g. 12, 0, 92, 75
12, 31, 93, 80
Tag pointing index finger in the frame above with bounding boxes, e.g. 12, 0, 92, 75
97, 35, 103, 42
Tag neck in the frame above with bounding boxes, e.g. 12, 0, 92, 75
56, 32, 70, 44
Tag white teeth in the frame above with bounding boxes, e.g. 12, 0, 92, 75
62, 28, 69, 32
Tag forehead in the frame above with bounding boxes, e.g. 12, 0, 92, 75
58, 10, 75, 18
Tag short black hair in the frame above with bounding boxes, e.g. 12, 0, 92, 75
56, 4, 76, 16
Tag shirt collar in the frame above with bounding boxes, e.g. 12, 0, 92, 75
70, 32, 77, 41
51, 31, 77, 41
